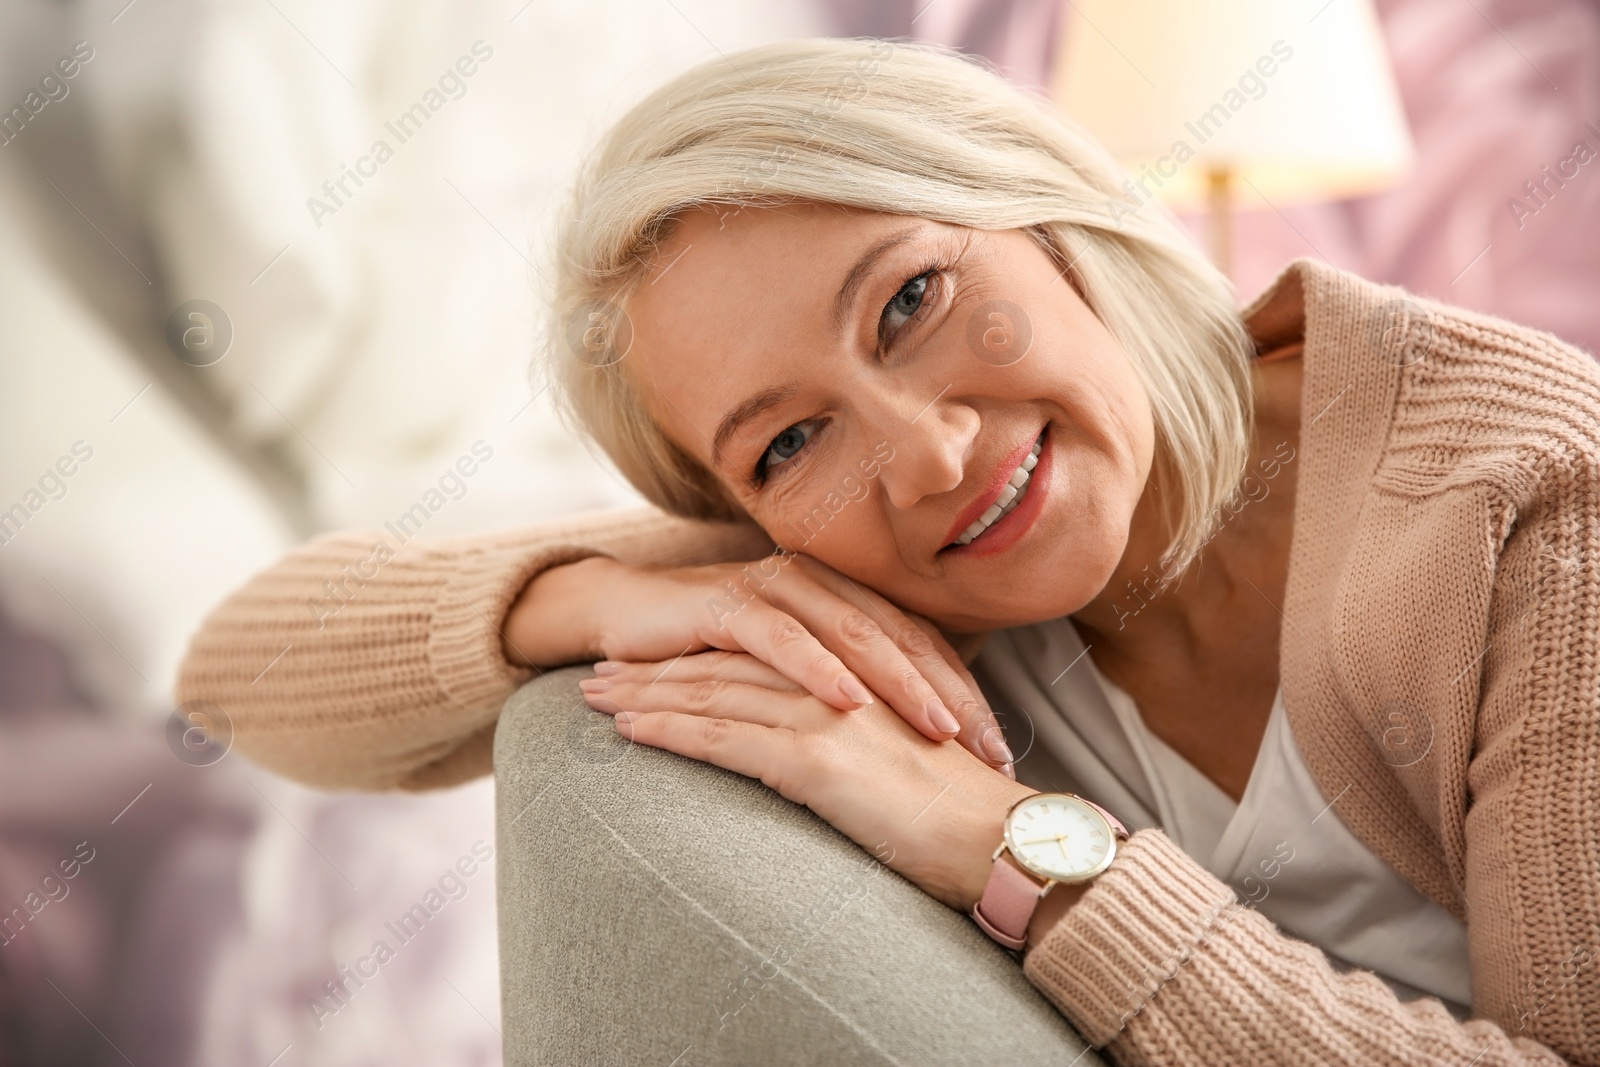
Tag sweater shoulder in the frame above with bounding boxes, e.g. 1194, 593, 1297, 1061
1372, 294, 1600, 501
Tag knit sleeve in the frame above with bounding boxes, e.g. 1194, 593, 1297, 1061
173, 507, 774, 792
1021, 830, 1575, 1066
1017, 456, 1600, 1067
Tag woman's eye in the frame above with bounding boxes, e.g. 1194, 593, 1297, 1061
755, 419, 820, 482
880, 272, 932, 342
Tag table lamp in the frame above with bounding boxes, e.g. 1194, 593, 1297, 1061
1053, 0, 1415, 278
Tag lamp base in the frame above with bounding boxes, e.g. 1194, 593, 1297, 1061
1206, 166, 1233, 281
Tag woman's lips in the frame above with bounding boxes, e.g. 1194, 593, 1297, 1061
940, 426, 1052, 559
941, 430, 1042, 547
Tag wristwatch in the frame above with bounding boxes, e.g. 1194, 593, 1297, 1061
971, 792, 1129, 951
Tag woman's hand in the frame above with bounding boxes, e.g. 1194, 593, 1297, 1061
505, 553, 1015, 776
577, 649, 1037, 913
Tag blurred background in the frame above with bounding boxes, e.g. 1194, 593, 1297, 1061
0, 0, 1595, 1063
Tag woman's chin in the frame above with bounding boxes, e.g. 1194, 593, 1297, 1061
921, 545, 1125, 633
920, 583, 1105, 635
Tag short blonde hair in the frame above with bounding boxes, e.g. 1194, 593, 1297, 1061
541, 37, 1255, 571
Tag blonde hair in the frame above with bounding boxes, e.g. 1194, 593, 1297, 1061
541, 37, 1256, 571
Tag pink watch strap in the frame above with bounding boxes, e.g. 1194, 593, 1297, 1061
971, 796, 1128, 951
972, 855, 1041, 950
1085, 798, 1129, 838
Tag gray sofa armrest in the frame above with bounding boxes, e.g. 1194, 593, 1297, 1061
493, 666, 1103, 1067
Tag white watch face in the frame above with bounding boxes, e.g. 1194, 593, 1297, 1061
1004, 794, 1116, 882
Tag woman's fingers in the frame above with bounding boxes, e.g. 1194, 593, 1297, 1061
898, 611, 1015, 775
874, 605, 1013, 769
703, 600, 874, 710
764, 561, 1015, 771
609, 710, 804, 802
583, 665, 817, 801
583, 677, 821, 730
590, 650, 805, 693
759, 574, 955, 738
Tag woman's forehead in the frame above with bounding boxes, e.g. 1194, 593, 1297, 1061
628, 204, 957, 349
648, 202, 929, 276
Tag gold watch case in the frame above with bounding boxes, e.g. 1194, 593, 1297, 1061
999, 791, 1119, 885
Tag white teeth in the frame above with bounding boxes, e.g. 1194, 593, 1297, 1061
953, 435, 1045, 547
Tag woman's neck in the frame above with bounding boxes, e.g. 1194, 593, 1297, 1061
1061, 346, 1305, 799
1071, 347, 1305, 664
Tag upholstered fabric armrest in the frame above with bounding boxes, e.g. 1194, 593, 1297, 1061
492, 666, 1102, 1067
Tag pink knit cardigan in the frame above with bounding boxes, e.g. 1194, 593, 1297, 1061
176, 258, 1600, 1065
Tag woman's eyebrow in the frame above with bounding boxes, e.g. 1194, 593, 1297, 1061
830, 225, 925, 337
713, 383, 799, 470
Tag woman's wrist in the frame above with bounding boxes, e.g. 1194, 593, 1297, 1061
947, 779, 1039, 912
501, 555, 622, 668
953, 785, 1094, 951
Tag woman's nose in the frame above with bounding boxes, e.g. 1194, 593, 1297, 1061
874, 400, 979, 511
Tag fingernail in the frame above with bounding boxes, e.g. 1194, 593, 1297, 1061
1001, 762, 1016, 780
837, 674, 873, 706
584, 694, 622, 713
593, 661, 623, 676
579, 678, 612, 693
981, 730, 1014, 764
615, 712, 636, 725
927, 699, 960, 735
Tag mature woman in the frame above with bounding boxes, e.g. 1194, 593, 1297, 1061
177, 38, 1600, 1066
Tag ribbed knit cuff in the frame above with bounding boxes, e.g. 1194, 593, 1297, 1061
1022, 829, 1237, 1047
427, 540, 615, 715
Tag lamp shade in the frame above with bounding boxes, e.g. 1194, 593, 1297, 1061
1053, 0, 1415, 210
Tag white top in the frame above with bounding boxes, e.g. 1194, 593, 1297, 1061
975, 616, 1474, 1018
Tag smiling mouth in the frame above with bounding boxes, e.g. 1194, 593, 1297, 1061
947, 432, 1044, 549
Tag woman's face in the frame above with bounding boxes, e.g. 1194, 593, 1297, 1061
624, 202, 1155, 633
